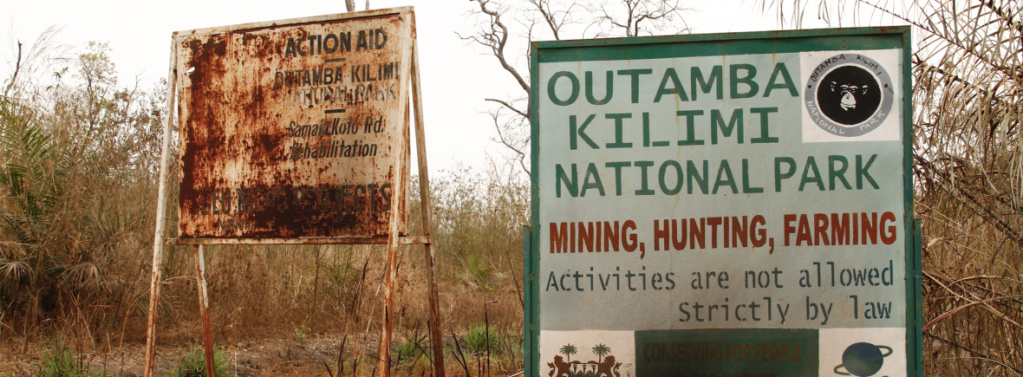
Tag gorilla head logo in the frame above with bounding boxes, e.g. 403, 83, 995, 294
816, 65, 882, 125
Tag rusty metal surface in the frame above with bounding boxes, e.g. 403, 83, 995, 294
173, 8, 413, 239
377, 31, 412, 375
166, 235, 429, 245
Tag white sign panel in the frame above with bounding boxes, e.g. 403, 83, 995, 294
527, 28, 919, 377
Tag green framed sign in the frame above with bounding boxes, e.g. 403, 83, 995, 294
525, 27, 921, 377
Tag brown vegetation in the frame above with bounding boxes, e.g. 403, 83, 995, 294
764, 0, 1023, 375
3, 0, 1022, 375
0, 32, 528, 375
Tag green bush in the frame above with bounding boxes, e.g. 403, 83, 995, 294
462, 324, 499, 356
395, 333, 427, 364
164, 344, 232, 377
36, 340, 100, 377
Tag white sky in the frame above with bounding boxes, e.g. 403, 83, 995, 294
0, 0, 828, 175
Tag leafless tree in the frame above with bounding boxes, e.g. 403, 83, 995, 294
760, 1, 1023, 375
461, 0, 691, 176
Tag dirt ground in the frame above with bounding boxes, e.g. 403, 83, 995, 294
0, 332, 495, 377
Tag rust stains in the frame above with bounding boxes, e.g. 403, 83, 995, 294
175, 11, 412, 239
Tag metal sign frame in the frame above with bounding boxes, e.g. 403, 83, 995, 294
144, 7, 445, 377
525, 27, 921, 377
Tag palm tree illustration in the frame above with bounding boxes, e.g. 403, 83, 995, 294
560, 343, 578, 363
592, 343, 611, 363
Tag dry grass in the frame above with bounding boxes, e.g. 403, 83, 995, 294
757, 1, 1023, 375
4, 2, 1023, 374
0, 35, 528, 376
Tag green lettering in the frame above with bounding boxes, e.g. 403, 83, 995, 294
654, 68, 688, 103
688, 160, 709, 194
585, 71, 613, 105
570, 114, 599, 150
548, 71, 579, 106
605, 113, 633, 149
659, 160, 684, 195
556, 164, 578, 198
711, 108, 744, 144
856, 154, 879, 189
642, 112, 670, 147
750, 107, 779, 144
677, 110, 705, 146
635, 161, 656, 195
774, 157, 796, 192
714, 160, 738, 194
764, 63, 798, 97
617, 69, 653, 103
742, 159, 764, 193
582, 163, 605, 196
605, 161, 632, 196
829, 155, 852, 190
799, 156, 825, 191
691, 66, 723, 100
730, 64, 758, 99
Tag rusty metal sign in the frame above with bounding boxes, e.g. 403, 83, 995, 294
174, 8, 413, 239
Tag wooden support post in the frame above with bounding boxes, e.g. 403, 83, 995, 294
194, 245, 216, 377
411, 38, 446, 377
143, 38, 179, 377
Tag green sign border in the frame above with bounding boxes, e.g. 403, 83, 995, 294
525, 26, 920, 377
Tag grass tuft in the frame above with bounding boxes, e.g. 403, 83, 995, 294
164, 344, 232, 377
35, 339, 99, 377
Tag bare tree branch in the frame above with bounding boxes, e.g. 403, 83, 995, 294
529, 0, 575, 40
490, 110, 530, 178
463, 0, 691, 175
463, 0, 531, 95
484, 98, 527, 119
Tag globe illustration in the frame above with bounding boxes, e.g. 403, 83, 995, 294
833, 342, 893, 376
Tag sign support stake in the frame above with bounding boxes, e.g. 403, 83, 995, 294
378, 30, 412, 373
411, 37, 447, 377
379, 233, 399, 377
143, 37, 179, 377
194, 245, 217, 377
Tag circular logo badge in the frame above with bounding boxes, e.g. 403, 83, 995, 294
804, 54, 893, 137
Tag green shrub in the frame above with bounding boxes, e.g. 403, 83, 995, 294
463, 324, 499, 356
36, 340, 100, 377
164, 344, 232, 377
395, 334, 427, 364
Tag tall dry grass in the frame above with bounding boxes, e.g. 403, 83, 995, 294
1, 31, 529, 376
760, 1, 1023, 375
1, 38, 165, 353
8, 3, 1020, 374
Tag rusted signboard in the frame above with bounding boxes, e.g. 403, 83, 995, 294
147, 8, 445, 377
174, 8, 412, 239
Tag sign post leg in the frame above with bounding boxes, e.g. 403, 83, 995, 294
379, 237, 398, 377
194, 245, 216, 377
143, 240, 166, 377
411, 38, 446, 377
378, 79, 409, 377
143, 38, 179, 377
